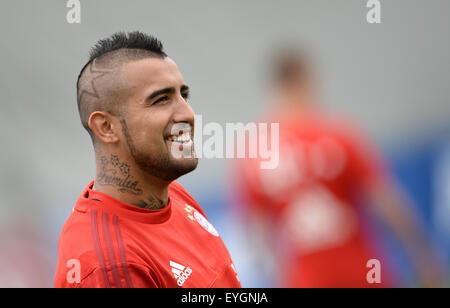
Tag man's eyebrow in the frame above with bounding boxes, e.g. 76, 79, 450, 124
147, 85, 190, 100
148, 87, 175, 100
181, 85, 189, 93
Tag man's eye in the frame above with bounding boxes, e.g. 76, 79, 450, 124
182, 92, 190, 100
154, 96, 169, 104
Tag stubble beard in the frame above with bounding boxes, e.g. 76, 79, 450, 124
120, 119, 198, 182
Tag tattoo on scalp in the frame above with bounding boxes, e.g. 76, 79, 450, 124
97, 155, 143, 195
78, 59, 113, 102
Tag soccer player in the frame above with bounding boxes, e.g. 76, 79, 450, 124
54, 32, 241, 288
232, 47, 443, 287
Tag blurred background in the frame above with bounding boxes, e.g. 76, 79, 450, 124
0, 0, 449, 287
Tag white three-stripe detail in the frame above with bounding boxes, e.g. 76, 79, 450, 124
170, 261, 186, 278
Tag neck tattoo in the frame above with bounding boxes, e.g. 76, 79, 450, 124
132, 194, 168, 210
97, 154, 143, 195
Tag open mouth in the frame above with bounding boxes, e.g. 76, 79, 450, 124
165, 123, 196, 160
165, 126, 195, 159
166, 130, 192, 144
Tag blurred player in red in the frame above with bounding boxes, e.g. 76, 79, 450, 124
232, 47, 442, 287
54, 32, 240, 288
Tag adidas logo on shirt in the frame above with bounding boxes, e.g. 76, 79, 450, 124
170, 260, 193, 286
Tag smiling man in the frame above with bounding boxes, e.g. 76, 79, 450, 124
54, 31, 241, 288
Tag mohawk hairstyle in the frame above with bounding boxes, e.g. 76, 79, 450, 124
88, 31, 167, 64
77, 31, 168, 141
77, 31, 167, 83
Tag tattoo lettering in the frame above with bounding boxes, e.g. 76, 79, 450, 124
132, 194, 167, 210
97, 155, 143, 195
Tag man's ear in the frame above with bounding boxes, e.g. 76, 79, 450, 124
88, 111, 120, 144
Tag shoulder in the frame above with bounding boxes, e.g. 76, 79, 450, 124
315, 112, 368, 142
57, 209, 93, 257
169, 181, 207, 217
55, 209, 163, 288
55, 209, 103, 286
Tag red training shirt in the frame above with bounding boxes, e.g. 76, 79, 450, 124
55, 181, 241, 288
233, 111, 394, 287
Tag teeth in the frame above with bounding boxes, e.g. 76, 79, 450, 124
168, 132, 191, 143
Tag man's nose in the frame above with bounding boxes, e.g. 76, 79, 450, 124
172, 95, 195, 124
